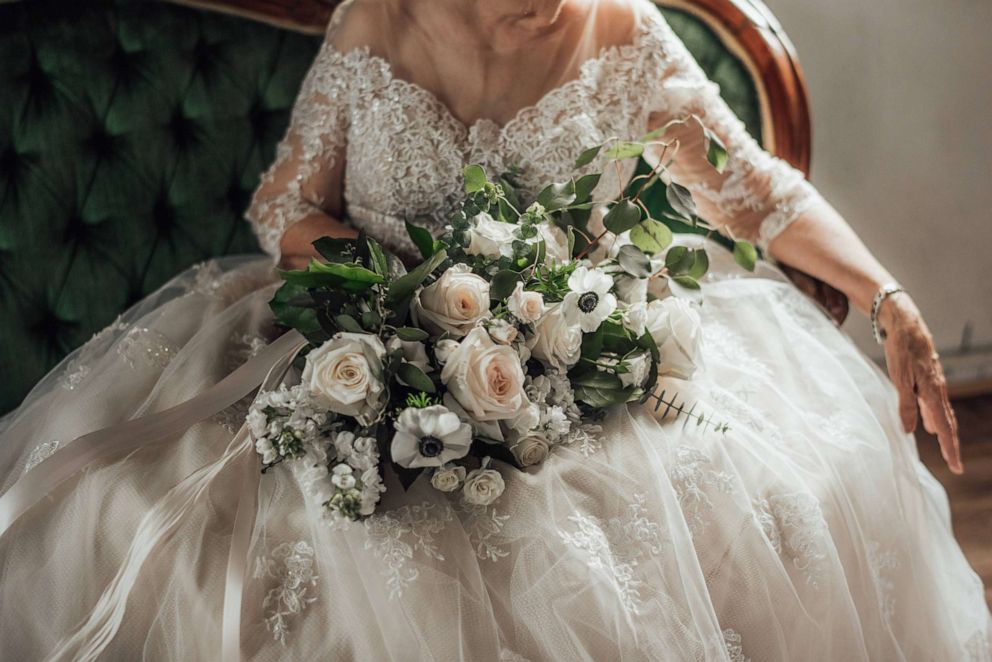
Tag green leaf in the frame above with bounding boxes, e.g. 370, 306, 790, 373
490, 269, 521, 301
574, 144, 603, 168
405, 220, 436, 260
395, 327, 429, 342
704, 127, 729, 173
536, 180, 576, 211
664, 245, 693, 274
617, 244, 652, 277
366, 237, 389, 276
385, 249, 448, 308
603, 199, 642, 234
280, 260, 384, 292
666, 182, 697, 221
573, 173, 601, 203
733, 240, 758, 272
268, 282, 321, 335
687, 248, 710, 280
638, 118, 686, 142
580, 326, 605, 359
463, 164, 487, 193
671, 275, 701, 290
397, 362, 435, 393
334, 314, 363, 333
604, 141, 644, 160
629, 219, 673, 254
311, 236, 355, 263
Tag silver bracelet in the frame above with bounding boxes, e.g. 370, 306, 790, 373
870, 283, 906, 344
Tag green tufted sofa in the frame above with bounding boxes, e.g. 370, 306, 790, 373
0, 0, 776, 415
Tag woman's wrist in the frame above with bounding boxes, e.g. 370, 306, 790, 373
875, 290, 920, 343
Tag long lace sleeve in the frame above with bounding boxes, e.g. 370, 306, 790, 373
639, 8, 825, 253
245, 34, 352, 260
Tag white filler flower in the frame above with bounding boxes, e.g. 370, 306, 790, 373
391, 405, 472, 469
562, 266, 618, 332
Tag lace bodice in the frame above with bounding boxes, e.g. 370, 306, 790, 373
246, 0, 823, 262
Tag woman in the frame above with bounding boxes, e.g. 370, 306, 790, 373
0, 0, 988, 659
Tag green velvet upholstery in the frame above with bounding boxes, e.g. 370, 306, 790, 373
0, 0, 761, 415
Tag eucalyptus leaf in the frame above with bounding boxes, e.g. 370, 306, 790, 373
604, 141, 644, 160
733, 240, 758, 272
536, 180, 576, 211
573, 173, 601, 203
490, 270, 521, 300
575, 144, 603, 168
617, 244, 652, 277
366, 237, 389, 276
269, 282, 321, 335
405, 220, 436, 260
334, 314, 363, 333
629, 218, 673, 254
703, 126, 729, 173
666, 182, 697, 221
664, 245, 693, 274
603, 199, 642, 234
687, 248, 710, 280
311, 236, 354, 263
395, 327, 429, 342
397, 362, 436, 393
672, 275, 701, 290
463, 164, 487, 193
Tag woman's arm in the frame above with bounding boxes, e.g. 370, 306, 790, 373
639, 7, 962, 472
769, 203, 962, 474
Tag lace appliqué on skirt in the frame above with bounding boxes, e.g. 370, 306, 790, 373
363, 500, 454, 599
557, 493, 666, 614
669, 446, 736, 538
253, 540, 319, 644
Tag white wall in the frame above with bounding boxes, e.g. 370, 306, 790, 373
763, 0, 992, 386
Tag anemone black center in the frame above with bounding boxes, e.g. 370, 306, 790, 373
578, 291, 600, 313
418, 436, 444, 457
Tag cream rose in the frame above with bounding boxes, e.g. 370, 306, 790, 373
510, 433, 551, 467
645, 298, 704, 379
440, 327, 531, 422
433, 338, 459, 366
302, 333, 386, 425
431, 464, 467, 492
527, 304, 582, 370
462, 465, 506, 505
465, 212, 517, 258
412, 264, 491, 337
507, 282, 545, 324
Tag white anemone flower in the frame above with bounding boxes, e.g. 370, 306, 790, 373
561, 266, 618, 332
391, 405, 472, 469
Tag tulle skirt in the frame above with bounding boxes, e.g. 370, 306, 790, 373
0, 242, 989, 661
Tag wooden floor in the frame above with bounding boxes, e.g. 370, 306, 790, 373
915, 393, 992, 607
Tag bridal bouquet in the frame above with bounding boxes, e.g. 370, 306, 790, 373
251, 120, 742, 526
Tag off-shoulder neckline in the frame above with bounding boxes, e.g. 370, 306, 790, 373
321, 9, 663, 139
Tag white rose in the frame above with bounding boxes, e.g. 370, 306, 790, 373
487, 319, 518, 345
507, 282, 545, 324
619, 352, 652, 389
412, 264, 491, 337
462, 466, 506, 505
302, 333, 386, 425
441, 327, 531, 422
465, 212, 517, 258
527, 304, 582, 370
430, 464, 467, 492
510, 433, 551, 467
433, 339, 459, 365
537, 222, 571, 264
645, 298, 704, 380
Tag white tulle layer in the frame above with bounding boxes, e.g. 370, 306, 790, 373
0, 244, 989, 662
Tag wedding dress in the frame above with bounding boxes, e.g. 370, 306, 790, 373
0, 1, 988, 660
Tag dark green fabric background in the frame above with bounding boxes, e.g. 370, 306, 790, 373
0, 0, 760, 415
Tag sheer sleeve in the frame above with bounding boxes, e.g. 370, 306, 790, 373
245, 25, 352, 260
638, 8, 825, 253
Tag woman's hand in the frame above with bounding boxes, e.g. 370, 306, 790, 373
879, 292, 963, 474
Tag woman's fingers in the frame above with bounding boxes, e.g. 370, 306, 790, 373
886, 344, 918, 433
917, 361, 963, 474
